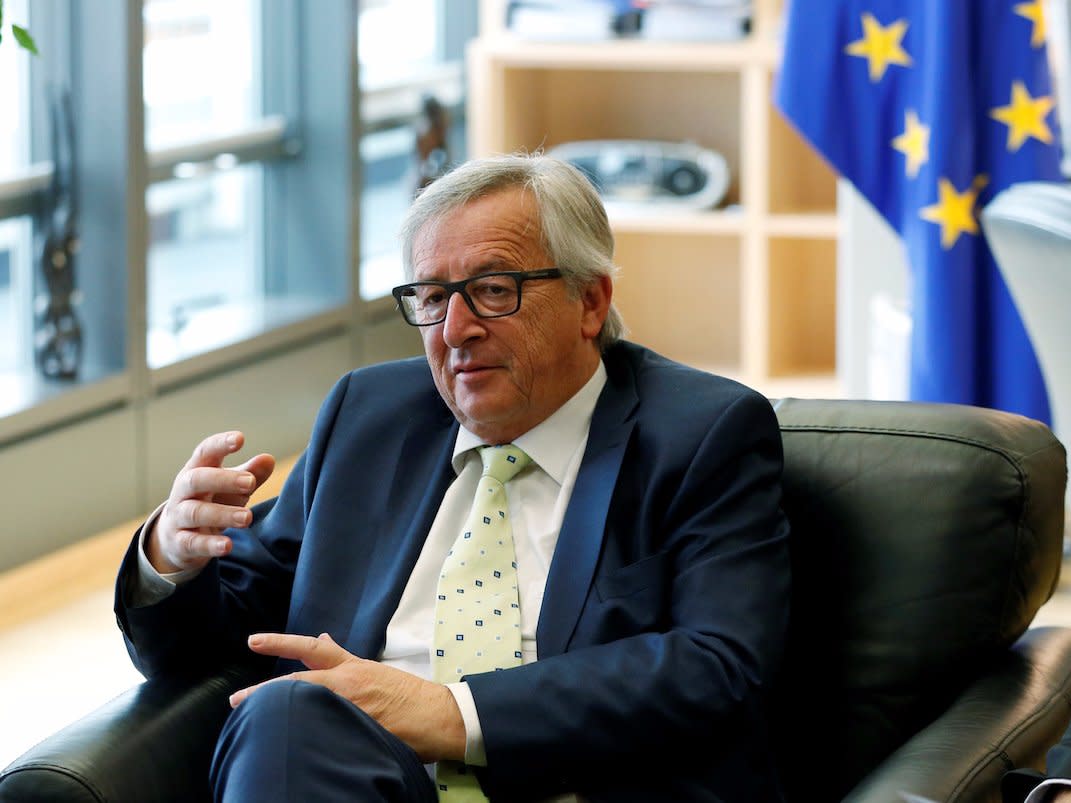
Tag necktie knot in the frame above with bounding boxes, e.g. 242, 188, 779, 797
479, 444, 530, 484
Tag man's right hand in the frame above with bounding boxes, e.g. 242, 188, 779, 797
148, 431, 276, 575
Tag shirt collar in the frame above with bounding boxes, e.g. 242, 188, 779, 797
452, 360, 607, 485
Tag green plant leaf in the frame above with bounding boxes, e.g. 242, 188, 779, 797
12, 24, 37, 55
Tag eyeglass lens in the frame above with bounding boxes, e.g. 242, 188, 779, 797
400, 275, 519, 324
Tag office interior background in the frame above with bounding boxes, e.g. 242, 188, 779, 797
0, 0, 1070, 741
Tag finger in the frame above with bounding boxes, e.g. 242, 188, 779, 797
214, 453, 276, 508
227, 668, 339, 709
172, 529, 233, 560
228, 674, 301, 708
228, 681, 262, 707
174, 465, 257, 504
243, 453, 276, 490
183, 431, 245, 471
170, 498, 252, 531
247, 632, 348, 670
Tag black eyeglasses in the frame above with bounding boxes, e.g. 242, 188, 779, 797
391, 269, 564, 326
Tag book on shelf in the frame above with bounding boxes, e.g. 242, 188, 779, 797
504, 0, 752, 43
640, 1, 751, 41
505, 1, 624, 41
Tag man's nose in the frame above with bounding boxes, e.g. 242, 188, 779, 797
441, 291, 485, 348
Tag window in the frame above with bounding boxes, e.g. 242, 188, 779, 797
0, 0, 362, 577
143, 0, 260, 150
146, 165, 265, 367
358, 0, 478, 300
0, 0, 357, 438
0, 216, 33, 415
0, 0, 43, 415
144, 0, 343, 369
0, 0, 30, 177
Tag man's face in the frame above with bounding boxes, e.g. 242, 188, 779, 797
412, 187, 610, 444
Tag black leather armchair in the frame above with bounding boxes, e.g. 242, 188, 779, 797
2, 398, 1068, 802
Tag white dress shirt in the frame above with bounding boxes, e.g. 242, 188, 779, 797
134, 361, 607, 798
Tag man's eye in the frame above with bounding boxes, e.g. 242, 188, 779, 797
473, 281, 510, 297
420, 290, 447, 306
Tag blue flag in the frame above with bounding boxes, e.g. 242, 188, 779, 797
776, 0, 1063, 423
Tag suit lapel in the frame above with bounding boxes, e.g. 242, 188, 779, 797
537, 353, 638, 657
347, 411, 459, 658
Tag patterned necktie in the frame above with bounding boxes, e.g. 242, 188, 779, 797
432, 443, 531, 802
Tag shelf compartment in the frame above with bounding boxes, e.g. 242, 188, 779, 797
613, 231, 741, 371
767, 237, 837, 375
766, 77, 838, 214
489, 67, 744, 206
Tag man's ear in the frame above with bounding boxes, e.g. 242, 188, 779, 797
579, 274, 613, 341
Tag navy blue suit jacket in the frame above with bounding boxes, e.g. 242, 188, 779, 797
117, 340, 791, 802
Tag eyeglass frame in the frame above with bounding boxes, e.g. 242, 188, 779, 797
391, 268, 565, 327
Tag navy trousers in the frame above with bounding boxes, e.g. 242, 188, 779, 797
210, 680, 438, 802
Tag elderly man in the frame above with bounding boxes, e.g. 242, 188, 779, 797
116, 154, 791, 802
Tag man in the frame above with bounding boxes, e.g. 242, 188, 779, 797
116, 153, 792, 802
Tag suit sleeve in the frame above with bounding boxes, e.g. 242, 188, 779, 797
466, 391, 791, 798
113, 374, 352, 679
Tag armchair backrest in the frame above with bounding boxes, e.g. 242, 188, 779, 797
769, 398, 1067, 801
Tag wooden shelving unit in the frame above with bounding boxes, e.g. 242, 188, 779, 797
468, 0, 840, 394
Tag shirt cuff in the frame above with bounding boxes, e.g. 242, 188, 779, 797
129, 502, 204, 607
1026, 779, 1071, 803
445, 682, 487, 767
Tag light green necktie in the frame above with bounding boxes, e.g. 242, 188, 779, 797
432, 444, 531, 802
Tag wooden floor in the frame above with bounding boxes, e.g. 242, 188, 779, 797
1, 476, 1069, 768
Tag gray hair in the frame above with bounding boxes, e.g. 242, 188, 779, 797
400, 152, 626, 349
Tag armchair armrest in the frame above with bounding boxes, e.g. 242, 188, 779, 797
0, 665, 258, 803
845, 627, 1071, 803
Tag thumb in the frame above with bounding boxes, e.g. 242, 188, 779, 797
235, 452, 276, 490
300, 632, 348, 670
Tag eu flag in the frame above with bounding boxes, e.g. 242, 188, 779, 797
776, 0, 1063, 424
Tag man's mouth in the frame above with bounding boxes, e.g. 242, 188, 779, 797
454, 364, 493, 374
452, 361, 500, 379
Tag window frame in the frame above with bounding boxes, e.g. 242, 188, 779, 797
0, 0, 361, 445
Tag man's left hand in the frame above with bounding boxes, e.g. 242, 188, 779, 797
230, 632, 467, 763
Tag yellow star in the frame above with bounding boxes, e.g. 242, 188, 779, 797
990, 80, 1055, 151
845, 12, 913, 82
1014, 0, 1047, 48
919, 176, 988, 250
891, 109, 930, 178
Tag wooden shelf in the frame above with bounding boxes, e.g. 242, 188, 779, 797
471, 36, 759, 72
469, 0, 838, 384
609, 206, 747, 235
766, 212, 840, 238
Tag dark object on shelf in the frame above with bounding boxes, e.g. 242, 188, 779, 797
549, 139, 730, 210
34, 85, 83, 381
413, 93, 451, 196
